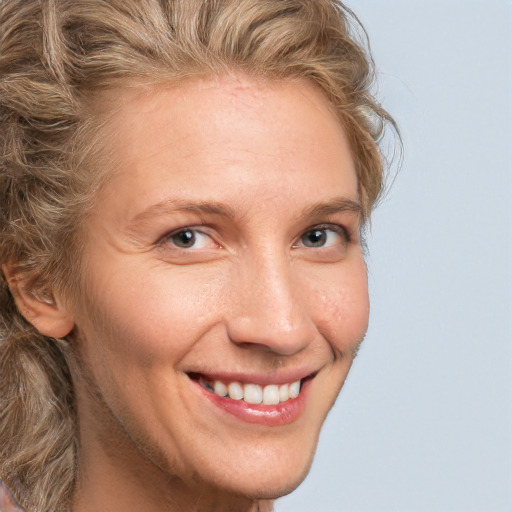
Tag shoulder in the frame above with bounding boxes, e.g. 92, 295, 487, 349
0, 479, 25, 512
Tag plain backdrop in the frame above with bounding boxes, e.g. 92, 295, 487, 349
277, 1, 512, 511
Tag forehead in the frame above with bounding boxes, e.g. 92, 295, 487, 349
92, 73, 358, 219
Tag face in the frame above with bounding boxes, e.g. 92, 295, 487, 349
69, 74, 369, 507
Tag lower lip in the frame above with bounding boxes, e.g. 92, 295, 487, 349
191, 378, 311, 427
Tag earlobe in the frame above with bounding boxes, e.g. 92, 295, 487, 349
1, 264, 74, 339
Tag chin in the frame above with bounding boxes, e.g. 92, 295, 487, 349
195, 443, 317, 502
243, 469, 312, 500
195, 467, 311, 507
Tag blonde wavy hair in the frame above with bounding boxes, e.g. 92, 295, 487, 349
0, 1, 397, 510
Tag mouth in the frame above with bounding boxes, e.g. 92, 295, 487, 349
195, 374, 302, 404
187, 372, 315, 426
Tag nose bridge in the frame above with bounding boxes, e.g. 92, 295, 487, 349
226, 245, 316, 355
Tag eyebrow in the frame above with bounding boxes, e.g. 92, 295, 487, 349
129, 196, 361, 225
130, 199, 236, 224
301, 197, 362, 219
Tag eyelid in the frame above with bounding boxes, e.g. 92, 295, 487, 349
319, 223, 350, 240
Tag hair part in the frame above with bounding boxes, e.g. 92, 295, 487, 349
0, 1, 398, 510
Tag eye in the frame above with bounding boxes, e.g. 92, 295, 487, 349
166, 228, 214, 249
297, 225, 348, 249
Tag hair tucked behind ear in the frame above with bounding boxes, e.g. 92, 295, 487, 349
0, 1, 399, 510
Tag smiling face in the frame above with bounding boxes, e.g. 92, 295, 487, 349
68, 74, 370, 511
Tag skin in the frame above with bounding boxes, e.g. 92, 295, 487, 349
16, 74, 370, 512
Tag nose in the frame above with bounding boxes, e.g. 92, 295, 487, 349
226, 249, 317, 356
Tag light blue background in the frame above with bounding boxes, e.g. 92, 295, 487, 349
278, 1, 512, 511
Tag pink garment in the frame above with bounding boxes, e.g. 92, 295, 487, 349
0, 479, 24, 512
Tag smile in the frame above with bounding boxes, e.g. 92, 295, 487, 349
188, 372, 314, 426
198, 376, 301, 405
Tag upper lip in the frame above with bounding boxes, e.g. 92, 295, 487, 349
187, 367, 319, 386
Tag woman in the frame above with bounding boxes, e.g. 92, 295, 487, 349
0, 1, 397, 511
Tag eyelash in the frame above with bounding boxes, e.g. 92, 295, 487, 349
158, 223, 352, 251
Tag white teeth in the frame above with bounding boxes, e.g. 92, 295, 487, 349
244, 383, 262, 404
263, 385, 280, 405
228, 382, 243, 400
201, 377, 303, 404
279, 384, 289, 402
214, 381, 228, 397
289, 380, 301, 398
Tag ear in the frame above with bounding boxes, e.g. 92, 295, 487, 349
2, 264, 74, 339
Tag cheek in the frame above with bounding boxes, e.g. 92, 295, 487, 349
79, 265, 228, 369
306, 260, 369, 351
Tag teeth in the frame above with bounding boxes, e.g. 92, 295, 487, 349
279, 384, 289, 402
228, 382, 244, 400
244, 384, 262, 404
263, 384, 280, 405
289, 380, 301, 398
214, 381, 228, 397
200, 377, 302, 404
